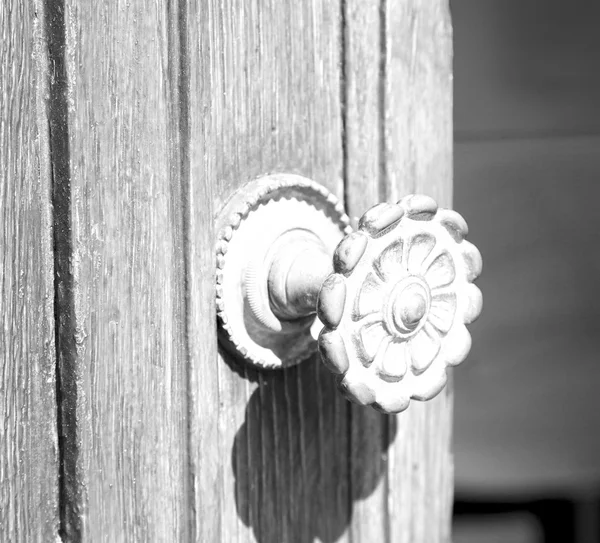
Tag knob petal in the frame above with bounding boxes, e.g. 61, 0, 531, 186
317, 195, 482, 414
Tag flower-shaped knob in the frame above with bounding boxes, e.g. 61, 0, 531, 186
215, 175, 481, 414
317, 195, 482, 414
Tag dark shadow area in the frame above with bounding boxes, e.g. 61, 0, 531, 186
45, 0, 82, 540
232, 355, 397, 543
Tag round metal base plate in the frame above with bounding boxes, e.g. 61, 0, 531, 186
215, 173, 351, 370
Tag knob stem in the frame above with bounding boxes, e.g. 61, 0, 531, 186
268, 240, 332, 320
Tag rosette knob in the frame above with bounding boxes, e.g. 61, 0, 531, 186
215, 175, 482, 414
317, 195, 482, 414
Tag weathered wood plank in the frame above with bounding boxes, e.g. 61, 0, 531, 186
384, 1, 454, 542
187, 1, 351, 540
344, 1, 454, 541
343, 0, 391, 541
186, 0, 455, 540
184, 4, 222, 540
344, 0, 383, 221
0, 0, 59, 540
53, 0, 190, 538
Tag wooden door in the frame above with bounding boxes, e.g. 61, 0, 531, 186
1, 0, 453, 541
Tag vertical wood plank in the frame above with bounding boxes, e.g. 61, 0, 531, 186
183, 3, 222, 541
53, 0, 191, 538
187, 0, 454, 540
0, 0, 59, 540
344, 0, 454, 541
187, 1, 352, 540
384, 0, 453, 205
344, 0, 383, 221
384, 1, 454, 542
343, 1, 391, 541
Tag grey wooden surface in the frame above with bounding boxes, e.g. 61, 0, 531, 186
0, 0, 59, 540
52, 0, 191, 539
342, 1, 455, 541
189, 2, 348, 540
384, 1, 454, 541
187, 0, 454, 540
344, 2, 389, 540
2, 0, 454, 541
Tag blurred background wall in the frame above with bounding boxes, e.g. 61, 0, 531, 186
451, 1, 600, 541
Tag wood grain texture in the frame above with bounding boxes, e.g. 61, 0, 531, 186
187, 1, 351, 541
344, 1, 454, 542
53, 0, 191, 538
343, 1, 391, 541
0, 0, 59, 540
44, 0, 454, 539
185, 0, 454, 541
384, 1, 454, 540
344, 0, 384, 222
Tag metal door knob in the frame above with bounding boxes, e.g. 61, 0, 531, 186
216, 174, 482, 414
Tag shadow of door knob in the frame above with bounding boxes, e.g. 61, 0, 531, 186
216, 174, 482, 414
